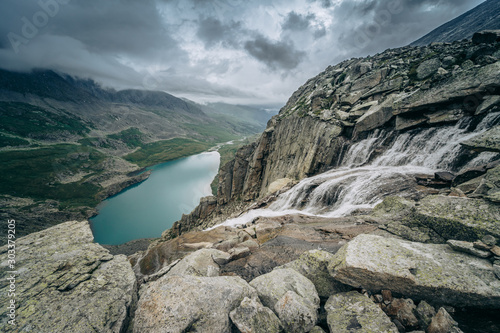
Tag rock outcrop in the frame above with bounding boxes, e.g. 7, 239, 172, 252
0, 221, 137, 333
410, 195, 500, 241
163, 248, 229, 277
374, 194, 500, 243
249, 268, 320, 311
328, 234, 500, 308
249, 268, 320, 332
427, 307, 464, 333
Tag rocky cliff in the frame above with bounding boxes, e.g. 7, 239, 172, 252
169, 31, 500, 238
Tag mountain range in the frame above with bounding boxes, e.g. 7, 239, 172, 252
0, 68, 273, 240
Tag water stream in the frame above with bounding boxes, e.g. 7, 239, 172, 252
215, 113, 500, 228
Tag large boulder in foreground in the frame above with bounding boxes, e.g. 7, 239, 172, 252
134, 274, 256, 333
0, 221, 136, 333
229, 297, 282, 333
325, 291, 398, 333
328, 234, 500, 308
278, 249, 352, 298
249, 268, 320, 332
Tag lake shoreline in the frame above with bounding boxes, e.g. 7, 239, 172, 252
90, 151, 221, 245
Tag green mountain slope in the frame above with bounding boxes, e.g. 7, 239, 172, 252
0, 68, 272, 241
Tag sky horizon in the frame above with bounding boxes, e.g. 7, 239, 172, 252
0, 0, 485, 107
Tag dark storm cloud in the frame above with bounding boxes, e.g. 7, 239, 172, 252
196, 17, 243, 48
314, 27, 327, 39
50, 0, 180, 57
9, 0, 181, 56
282, 11, 315, 31
0, 0, 185, 77
281, 11, 326, 41
307, 0, 332, 9
244, 35, 306, 70
0, 0, 486, 104
332, 0, 484, 60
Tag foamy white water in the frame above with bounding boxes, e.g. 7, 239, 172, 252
208, 113, 500, 230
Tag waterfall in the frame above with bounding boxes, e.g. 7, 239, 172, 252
211, 113, 500, 229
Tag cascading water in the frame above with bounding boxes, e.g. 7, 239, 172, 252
212, 113, 500, 229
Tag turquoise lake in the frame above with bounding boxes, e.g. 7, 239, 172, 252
90, 152, 220, 245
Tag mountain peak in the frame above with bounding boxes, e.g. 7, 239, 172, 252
412, 0, 500, 46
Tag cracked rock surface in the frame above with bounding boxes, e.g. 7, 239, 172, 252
0, 221, 137, 333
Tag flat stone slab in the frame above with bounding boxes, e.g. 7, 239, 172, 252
413, 195, 500, 241
328, 234, 500, 308
0, 221, 137, 333
461, 125, 500, 152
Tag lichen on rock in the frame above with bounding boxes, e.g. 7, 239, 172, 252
0, 221, 137, 333
328, 234, 500, 308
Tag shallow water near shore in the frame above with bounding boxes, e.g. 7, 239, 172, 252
90, 152, 220, 245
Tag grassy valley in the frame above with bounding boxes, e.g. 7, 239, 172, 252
0, 69, 272, 243
124, 138, 213, 168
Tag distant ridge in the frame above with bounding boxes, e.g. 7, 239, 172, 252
412, 0, 500, 46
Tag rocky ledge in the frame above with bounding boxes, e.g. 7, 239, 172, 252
0, 221, 137, 332
132, 222, 500, 332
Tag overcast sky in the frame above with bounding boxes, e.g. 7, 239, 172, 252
0, 0, 485, 106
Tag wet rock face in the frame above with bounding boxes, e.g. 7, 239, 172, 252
461, 125, 500, 152
328, 234, 500, 308
0, 221, 137, 333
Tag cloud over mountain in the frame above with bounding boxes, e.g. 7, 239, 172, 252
0, 0, 485, 105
